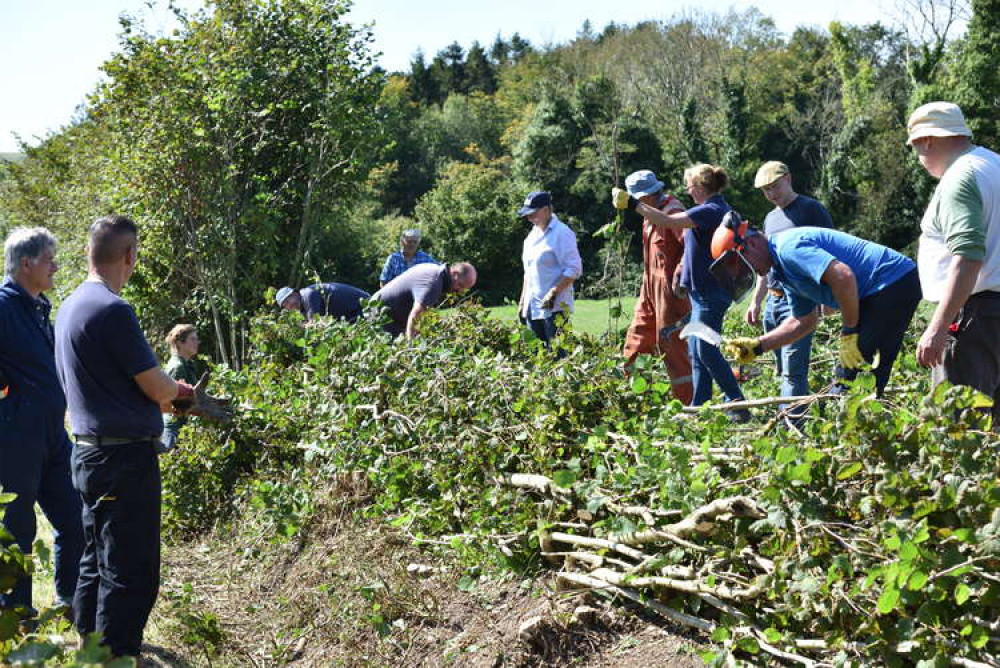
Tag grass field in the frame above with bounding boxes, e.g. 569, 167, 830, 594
486, 297, 637, 337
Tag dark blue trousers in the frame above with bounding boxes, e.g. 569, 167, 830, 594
71, 441, 161, 658
835, 268, 922, 396
0, 413, 84, 612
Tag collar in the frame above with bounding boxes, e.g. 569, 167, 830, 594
2, 277, 50, 312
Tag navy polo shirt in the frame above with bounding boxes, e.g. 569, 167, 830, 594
299, 283, 370, 321
55, 281, 162, 438
372, 264, 451, 335
0, 278, 66, 425
680, 194, 731, 296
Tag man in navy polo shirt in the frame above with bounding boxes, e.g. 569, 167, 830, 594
274, 282, 370, 321
0, 227, 84, 619
55, 215, 197, 659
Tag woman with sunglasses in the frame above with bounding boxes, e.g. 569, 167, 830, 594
612, 163, 749, 421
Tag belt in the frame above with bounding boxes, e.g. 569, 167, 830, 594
768, 288, 785, 298
74, 435, 157, 447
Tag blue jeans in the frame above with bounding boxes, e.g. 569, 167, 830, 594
689, 288, 744, 406
72, 441, 161, 657
0, 412, 84, 612
763, 294, 813, 400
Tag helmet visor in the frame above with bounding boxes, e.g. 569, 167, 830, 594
709, 249, 756, 303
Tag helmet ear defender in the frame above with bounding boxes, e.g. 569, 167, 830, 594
710, 210, 749, 259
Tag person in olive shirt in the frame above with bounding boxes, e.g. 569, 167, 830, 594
160, 324, 201, 452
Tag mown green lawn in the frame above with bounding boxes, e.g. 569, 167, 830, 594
486, 297, 637, 337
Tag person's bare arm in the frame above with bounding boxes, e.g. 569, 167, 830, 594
918, 256, 982, 367
134, 366, 180, 413
636, 202, 697, 231
406, 302, 429, 339
746, 275, 768, 327
821, 261, 860, 329
757, 310, 820, 351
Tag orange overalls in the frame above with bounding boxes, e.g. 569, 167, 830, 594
623, 194, 694, 405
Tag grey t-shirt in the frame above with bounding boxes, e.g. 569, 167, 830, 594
372, 264, 451, 335
763, 195, 834, 289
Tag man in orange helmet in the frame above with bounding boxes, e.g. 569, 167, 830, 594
621, 170, 693, 404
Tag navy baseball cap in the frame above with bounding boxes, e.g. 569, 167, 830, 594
517, 191, 552, 216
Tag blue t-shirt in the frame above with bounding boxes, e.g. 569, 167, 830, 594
300, 283, 370, 321
769, 228, 916, 317
0, 279, 66, 430
681, 194, 731, 296
55, 281, 162, 438
762, 195, 834, 289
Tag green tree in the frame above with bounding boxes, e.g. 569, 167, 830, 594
951, 0, 1000, 147
90, 0, 383, 366
414, 160, 523, 303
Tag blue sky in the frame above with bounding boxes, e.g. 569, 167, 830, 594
1, 0, 899, 153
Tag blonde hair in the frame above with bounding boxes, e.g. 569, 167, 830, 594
166, 324, 197, 353
684, 163, 729, 194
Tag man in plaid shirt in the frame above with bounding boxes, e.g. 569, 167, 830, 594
380, 229, 438, 287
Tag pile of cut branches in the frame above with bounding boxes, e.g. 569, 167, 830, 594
503, 383, 1000, 667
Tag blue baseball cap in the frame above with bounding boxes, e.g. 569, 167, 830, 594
517, 191, 552, 216
276, 287, 296, 307
625, 170, 664, 198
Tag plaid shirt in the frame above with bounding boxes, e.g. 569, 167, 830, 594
380, 250, 438, 283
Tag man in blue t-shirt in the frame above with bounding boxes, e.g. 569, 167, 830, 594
0, 227, 83, 619
745, 162, 834, 405
723, 226, 921, 395
275, 282, 370, 321
55, 215, 200, 659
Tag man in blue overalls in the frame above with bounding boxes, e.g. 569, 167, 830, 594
0, 227, 84, 618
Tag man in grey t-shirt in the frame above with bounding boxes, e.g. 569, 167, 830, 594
372, 262, 477, 338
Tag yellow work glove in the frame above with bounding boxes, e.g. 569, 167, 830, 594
839, 332, 865, 369
724, 337, 762, 364
611, 187, 638, 211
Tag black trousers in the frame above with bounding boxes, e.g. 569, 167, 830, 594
71, 440, 161, 658
836, 268, 922, 396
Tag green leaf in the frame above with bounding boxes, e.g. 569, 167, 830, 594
877, 585, 901, 614
775, 446, 798, 465
631, 376, 648, 394
735, 636, 760, 654
837, 461, 863, 480
955, 583, 972, 605
457, 575, 477, 592
763, 627, 782, 644
552, 470, 577, 488
907, 570, 929, 591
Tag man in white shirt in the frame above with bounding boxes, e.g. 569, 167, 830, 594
909, 101, 1000, 426
517, 191, 583, 346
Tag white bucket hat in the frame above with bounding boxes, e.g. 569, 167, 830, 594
906, 102, 972, 145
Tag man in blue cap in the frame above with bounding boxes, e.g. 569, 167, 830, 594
719, 222, 921, 396
620, 170, 693, 404
276, 282, 371, 322
516, 190, 582, 345
0, 227, 84, 621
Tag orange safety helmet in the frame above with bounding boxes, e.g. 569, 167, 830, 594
710, 211, 749, 259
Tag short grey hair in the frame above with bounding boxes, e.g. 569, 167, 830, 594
4, 227, 57, 279
401, 228, 422, 241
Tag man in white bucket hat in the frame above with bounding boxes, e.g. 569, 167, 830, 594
908, 101, 1000, 427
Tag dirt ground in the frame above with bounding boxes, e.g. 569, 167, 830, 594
139, 503, 707, 668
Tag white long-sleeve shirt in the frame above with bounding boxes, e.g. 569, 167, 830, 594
521, 214, 583, 320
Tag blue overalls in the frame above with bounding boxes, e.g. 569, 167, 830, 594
0, 278, 84, 614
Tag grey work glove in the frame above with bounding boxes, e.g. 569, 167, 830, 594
540, 287, 559, 311
172, 372, 235, 423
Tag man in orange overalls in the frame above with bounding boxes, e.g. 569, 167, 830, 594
622, 169, 694, 404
